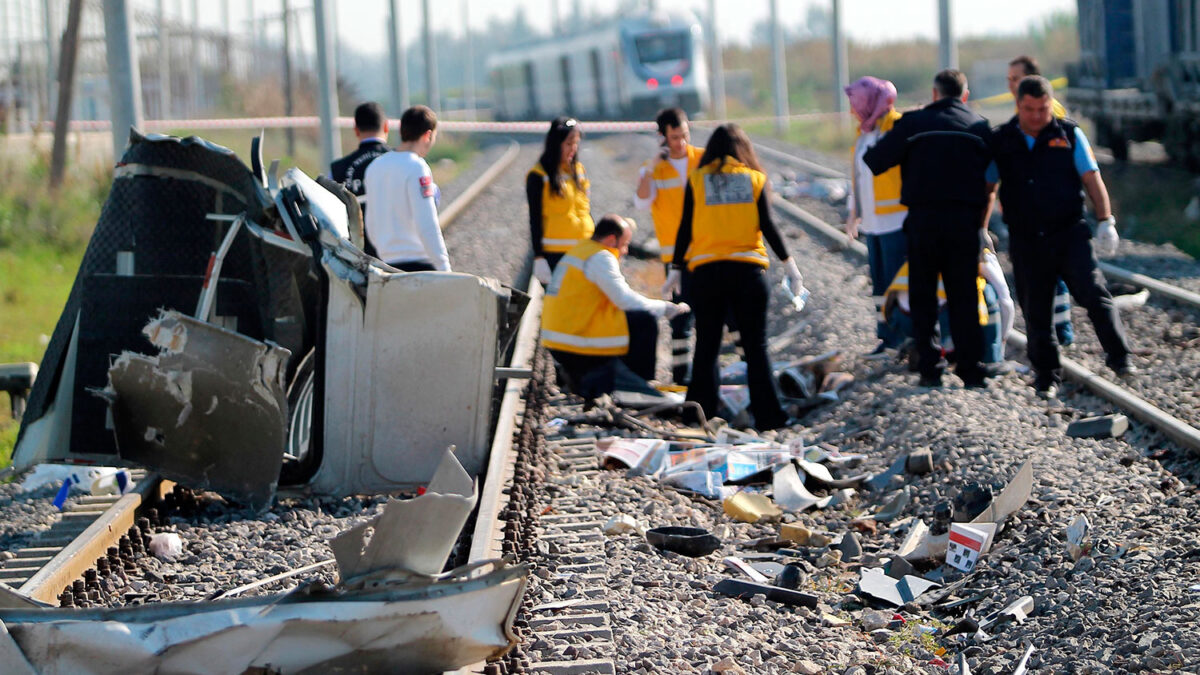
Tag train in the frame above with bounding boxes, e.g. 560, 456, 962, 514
1069, 0, 1200, 168
487, 10, 710, 121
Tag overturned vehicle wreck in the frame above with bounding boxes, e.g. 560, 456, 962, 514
12, 131, 526, 507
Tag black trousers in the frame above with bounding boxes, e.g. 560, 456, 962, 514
1009, 221, 1131, 385
390, 260, 436, 272
687, 262, 786, 430
665, 263, 694, 384
548, 310, 659, 399
905, 208, 986, 383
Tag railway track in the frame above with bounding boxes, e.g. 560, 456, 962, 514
5, 133, 1200, 673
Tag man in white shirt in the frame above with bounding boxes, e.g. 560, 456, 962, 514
363, 105, 451, 272
541, 214, 689, 398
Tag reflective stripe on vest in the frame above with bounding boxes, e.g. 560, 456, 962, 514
686, 158, 768, 271
530, 162, 594, 253
649, 145, 702, 263
541, 239, 630, 356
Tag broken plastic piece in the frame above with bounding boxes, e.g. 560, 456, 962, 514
713, 578, 819, 608
872, 487, 911, 522
1066, 414, 1128, 439
773, 463, 834, 511
603, 514, 647, 536
646, 526, 721, 557
723, 556, 770, 583
723, 492, 782, 523
1066, 514, 1092, 561
857, 567, 941, 607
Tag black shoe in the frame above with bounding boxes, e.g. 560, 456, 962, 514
1034, 381, 1058, 400
918, 374, 943, 388
1112, 362, 1138, 378
863, 341, 890, 360
962, 377, 988, 390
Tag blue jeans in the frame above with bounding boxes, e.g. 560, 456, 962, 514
866, 230, 908, 347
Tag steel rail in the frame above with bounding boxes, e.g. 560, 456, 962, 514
440, 140, 522, 230
769, 191, 1200, 456
18, 474, 173, 604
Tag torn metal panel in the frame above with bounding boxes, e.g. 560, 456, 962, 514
0, 560, 526, 675
970, 460, 1033, 526
313, 270, 506, 493
331, 448, 478, 580
100, 311, 290, 509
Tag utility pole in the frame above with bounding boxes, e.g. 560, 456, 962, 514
464, 0, 475, 120
103, 0, 144, 161
3, 0, 15, 133
937, 0, 956, 70
422, 0, 438, 109
831, 0, 847, 114
313, 0, 341, 171
190, 0, 200, 116
387, 0, 409, 117
707, 0, 725, 120
769, 0, 789, 134
282, 0, 294, 156
50, 0, 82, 187
157, 0, 171, 119
43, 0, 57, 120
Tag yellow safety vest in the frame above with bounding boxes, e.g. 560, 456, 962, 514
648, 144, 703, 262
541, 239, 629, 356
685, 158, 768, 271
530, 162, 594, 253
851, 110, 906, 216
883, 262, 988, 326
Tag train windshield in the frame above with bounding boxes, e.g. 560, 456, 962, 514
634, 31, 690, 63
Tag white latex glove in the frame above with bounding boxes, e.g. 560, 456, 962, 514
533, 257, 553, 285
782, 257, 805, 292
1095, 216, 1119, 258
663, 302, 691, 319
662, 268, 683, 298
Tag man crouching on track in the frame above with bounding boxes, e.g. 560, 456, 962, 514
541, 214, 690, 401
986, 75, 1136, 399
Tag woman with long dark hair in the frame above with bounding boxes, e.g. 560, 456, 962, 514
528, 117, 594, 284
664, 123, 806, 430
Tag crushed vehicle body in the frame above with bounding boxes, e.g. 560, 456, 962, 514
0, 451, 528, 674
11, 131, 523, 504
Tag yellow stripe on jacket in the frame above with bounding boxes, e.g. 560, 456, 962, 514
541, 239, 629, 356
850, 109, 907, 216
685, 158, 768, 272
648, 144, 703, 262
530, 162, 595, 253
883, 262, 989, 325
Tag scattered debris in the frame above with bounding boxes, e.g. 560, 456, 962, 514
723, 492, 782, 523
772, 463, 834, 511
1066, 515, 1092, 561
723, 556, 770, 583
603, 514, 647, 536
1012, 643, 1036, 675
713, 578, 819, 608
772, 563, 806, 589
857, 567, 942, 607
148, 533, 185, 560
906, 449, 935, 475
946, 523, 990, 572
839, 531, 863, 561
645, 526, 721, 557
872, 487, 912, 522
1066, 414, 1129, 439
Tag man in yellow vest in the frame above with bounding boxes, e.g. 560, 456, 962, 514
542, 214, 690, 399
634, 107, 703, 384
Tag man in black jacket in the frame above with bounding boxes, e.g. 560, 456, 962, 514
864, 70, 993, 388
987, 75, 1133, 399
330, 102, 391, 256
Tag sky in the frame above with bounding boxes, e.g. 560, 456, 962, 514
182, 0, 1077, 55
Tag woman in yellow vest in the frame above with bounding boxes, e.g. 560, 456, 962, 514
529, 117, 594, 285
845, 76, 908, 357
633, 107, 703, 384
664, 124, 805, 431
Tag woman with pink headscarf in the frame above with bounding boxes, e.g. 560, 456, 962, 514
845, 76, 908, 356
